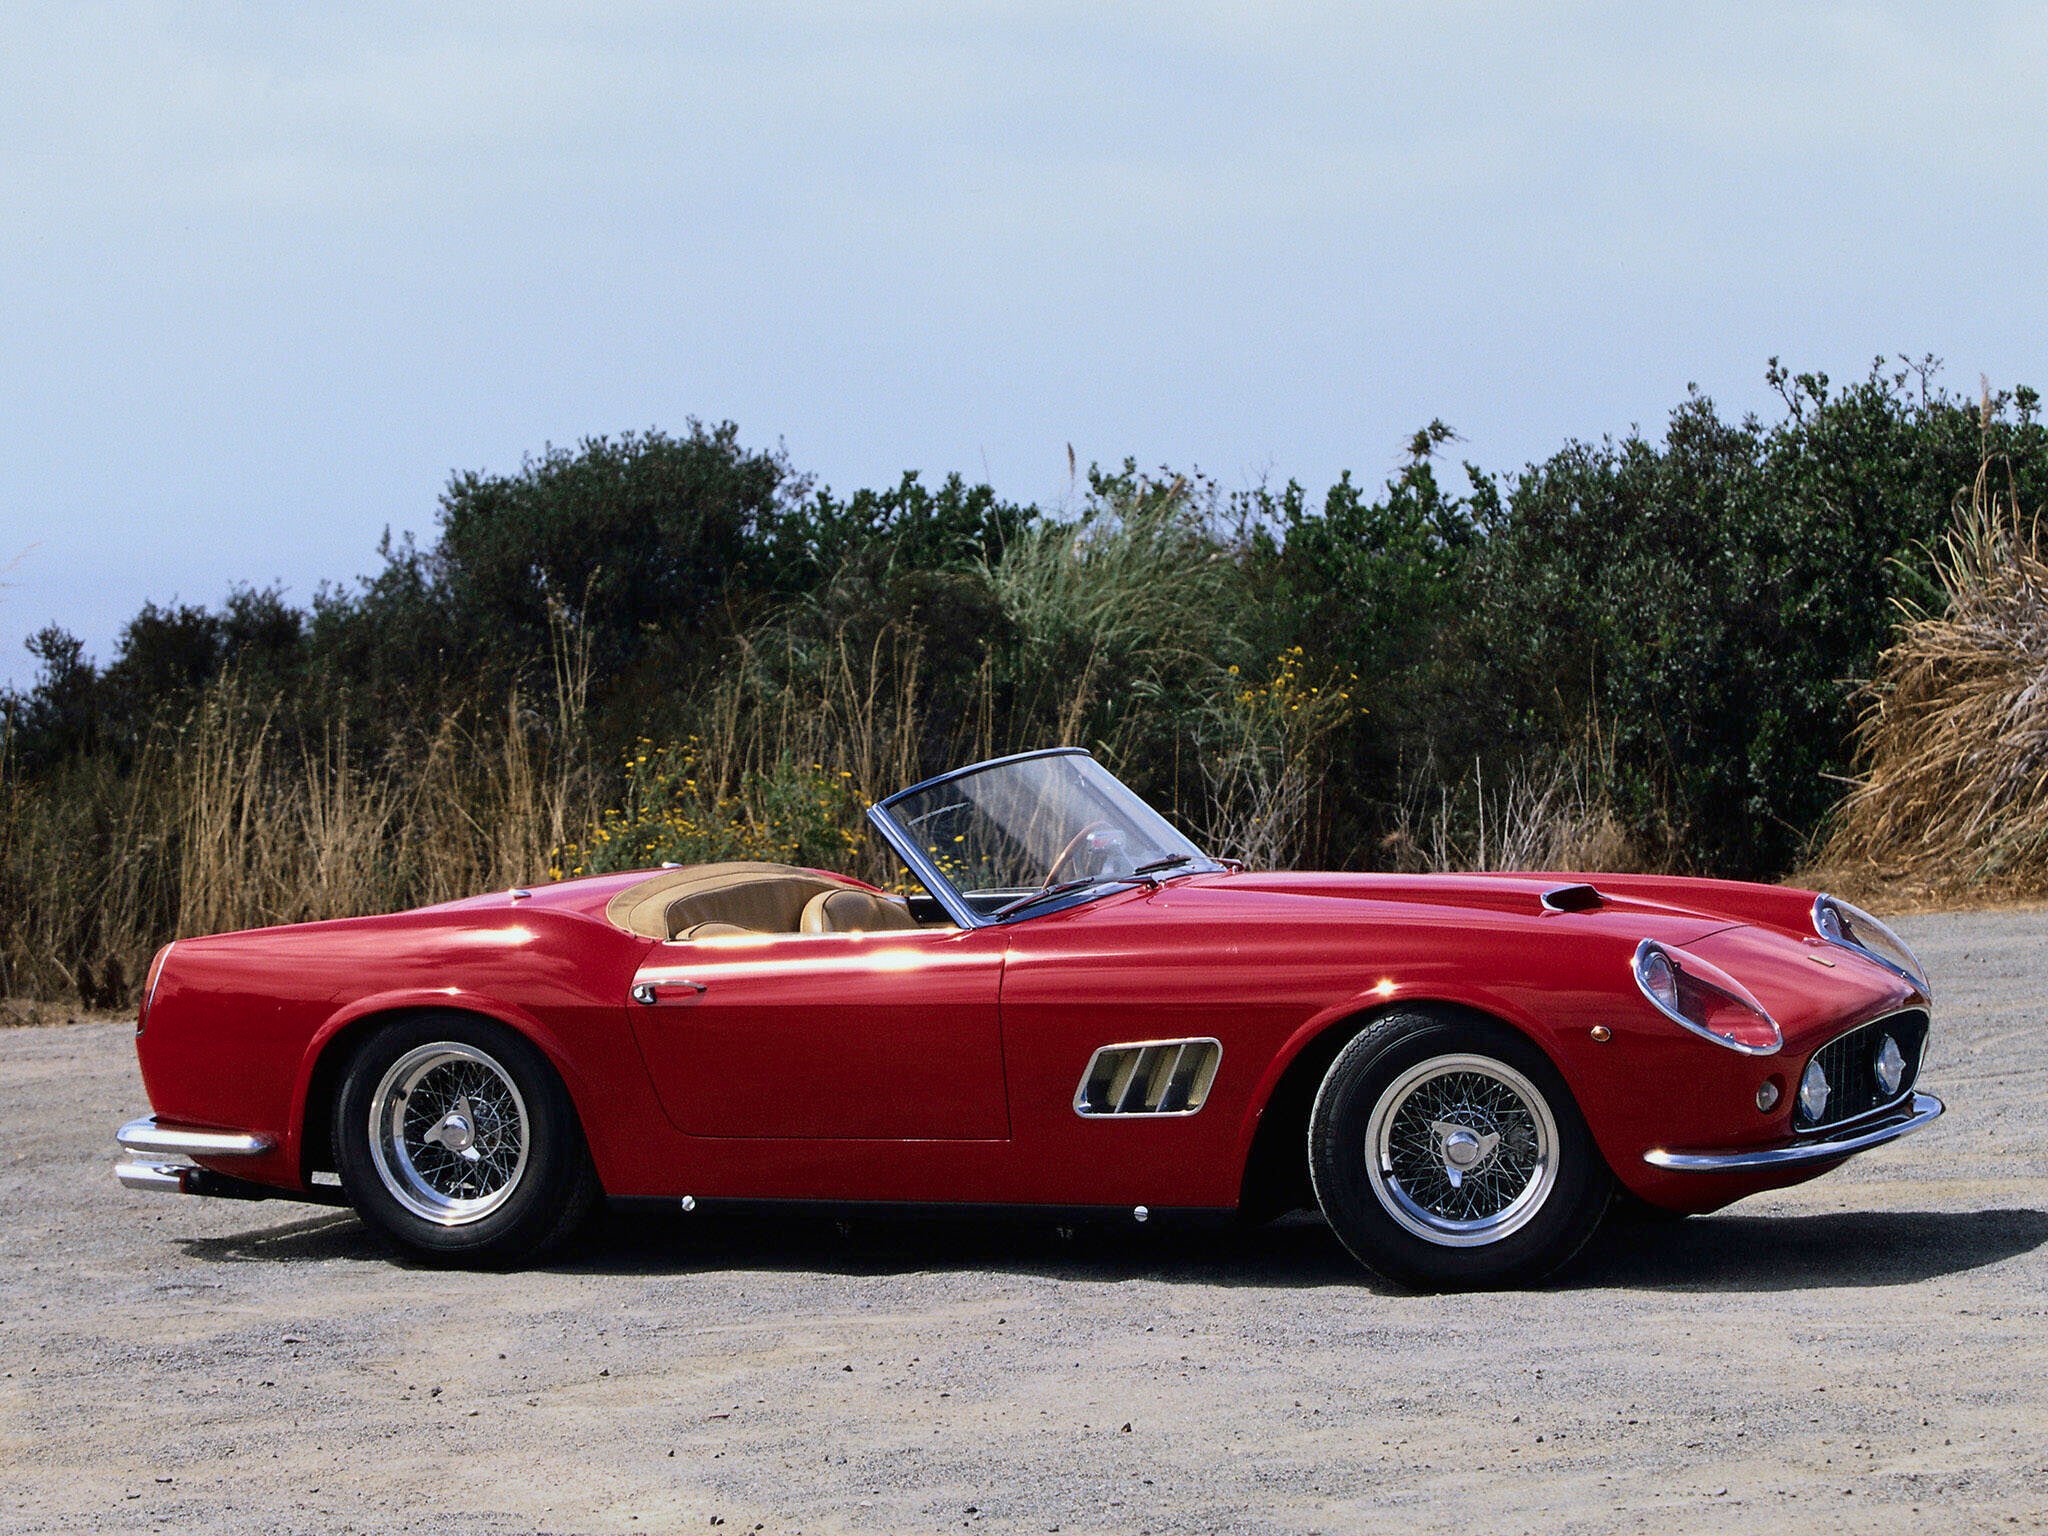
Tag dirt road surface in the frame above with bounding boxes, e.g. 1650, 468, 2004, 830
3, 910, 2045, 1534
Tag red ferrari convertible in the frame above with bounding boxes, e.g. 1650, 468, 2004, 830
115, 748, 1942, 1288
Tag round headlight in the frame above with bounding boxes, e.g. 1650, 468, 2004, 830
1799, 1058, 1831, 1121
1812, 895, 1931, 999
1639, 947, 1679, 1012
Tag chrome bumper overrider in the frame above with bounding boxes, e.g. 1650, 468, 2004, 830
1643, 1092, 1944, 1172
115, 1116, 273, 1195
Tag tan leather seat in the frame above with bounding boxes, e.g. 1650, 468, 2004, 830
799, 888, 921, 934
663, 874, 850, 937
605, 862, 866, 939
677, 921, 753, 940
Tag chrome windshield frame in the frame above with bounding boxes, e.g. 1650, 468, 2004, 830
878, 746, 1095, 810
866, 748, 1213, 930
865, 798, 990, 929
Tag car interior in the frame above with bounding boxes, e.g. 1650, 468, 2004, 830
603, 862, 936, 940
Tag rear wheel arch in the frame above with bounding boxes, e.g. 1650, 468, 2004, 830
327, 1008, 600, 1264
1237, 998, 1581, 1221
297, 1004, 590, 1186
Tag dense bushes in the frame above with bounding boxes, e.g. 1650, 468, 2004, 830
4, 360, 2043, 1002
1467, 367, 2047, 874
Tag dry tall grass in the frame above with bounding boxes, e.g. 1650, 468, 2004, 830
0, 496, 1396, 1006
0, 661, 595, 1006
1383, 746, 1638, 875
1195, 647, 1355, 869
702, 623, 935, 853
1818, 453, 2048, 897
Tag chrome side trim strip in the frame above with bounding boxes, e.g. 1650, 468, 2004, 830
1644, 1092, 1944, 1172
117, 1117, 273, 1158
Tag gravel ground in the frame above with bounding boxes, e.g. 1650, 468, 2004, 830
3, 910, 2045, 1535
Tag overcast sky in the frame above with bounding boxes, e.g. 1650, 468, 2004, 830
4, 2, 2045, 687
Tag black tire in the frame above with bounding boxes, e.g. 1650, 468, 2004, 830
1308, 1010, 1611, 1291
332, 1012, 599, 1266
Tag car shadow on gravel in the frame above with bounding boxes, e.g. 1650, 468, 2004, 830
563, 1206, 1378, 1287
179, 1210, 388, 1264
1576, 1206, 2048, 1291
178, 1203, 2048, 1293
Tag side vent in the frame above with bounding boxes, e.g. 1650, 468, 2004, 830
1074, 1038, 1222, 1117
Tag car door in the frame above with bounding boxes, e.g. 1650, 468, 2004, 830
625, 924, 1011, 1140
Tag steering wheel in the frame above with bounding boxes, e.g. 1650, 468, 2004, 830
1042, 819, 1126, 886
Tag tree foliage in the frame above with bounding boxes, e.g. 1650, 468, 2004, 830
9, 362, 2046, 889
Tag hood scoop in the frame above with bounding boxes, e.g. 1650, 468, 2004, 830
1540, 883, 1604, 913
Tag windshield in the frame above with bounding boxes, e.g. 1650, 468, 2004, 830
874, 750, 1216, 920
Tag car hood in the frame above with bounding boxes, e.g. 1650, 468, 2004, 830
1150, 870, 1918, 1041
1170, 870, 1742, 945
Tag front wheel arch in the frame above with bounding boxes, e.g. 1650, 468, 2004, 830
1307, 1008, 1614, 1288
1237, 1000, 1595, 1223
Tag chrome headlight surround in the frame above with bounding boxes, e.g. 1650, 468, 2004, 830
1633, 939, 1784, 1056
1812, 894, 1932, 1000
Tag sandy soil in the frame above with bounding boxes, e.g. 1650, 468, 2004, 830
3, 910, 2045, 1535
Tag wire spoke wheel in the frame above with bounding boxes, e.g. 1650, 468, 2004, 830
1364, 1053, 1558, 1247
368, 1042, 531, 1226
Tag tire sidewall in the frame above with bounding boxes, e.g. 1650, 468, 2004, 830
1309, 1011, 1610, 1290
333, 1011, 591, 1264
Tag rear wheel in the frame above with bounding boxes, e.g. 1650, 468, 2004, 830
1308, 1011, 1611, 1290
333, 1012, 598, 1266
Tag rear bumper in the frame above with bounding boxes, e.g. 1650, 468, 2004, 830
117, 1116, 272, 1160
1643, 1092, 1944, 1172
114, 1116, 286, 1200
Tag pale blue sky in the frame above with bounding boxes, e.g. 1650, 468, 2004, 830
4, 3, 2045, 686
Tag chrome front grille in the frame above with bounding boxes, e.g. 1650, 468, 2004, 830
1794, 1009, 1929, 1132
1074, 1039, 1221, 1117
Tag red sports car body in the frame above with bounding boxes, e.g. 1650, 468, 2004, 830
117, 749, 1941, 1287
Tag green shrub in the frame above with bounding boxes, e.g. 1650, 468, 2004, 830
11, 358, 2048, 1002
553, 741, 864, 878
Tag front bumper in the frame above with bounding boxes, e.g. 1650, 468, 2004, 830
1643, 1092, 1944, 1172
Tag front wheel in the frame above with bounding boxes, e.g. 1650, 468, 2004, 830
1308, 1011, 1611, 1290
333, 1012, 599, 1266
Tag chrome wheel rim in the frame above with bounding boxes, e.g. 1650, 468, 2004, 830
367, 1043, 530, 1226
1364, 1054, 1558, 1247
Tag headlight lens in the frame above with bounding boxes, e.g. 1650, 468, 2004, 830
1633, 939, 1784, 1055
1812, 894, 1931, 998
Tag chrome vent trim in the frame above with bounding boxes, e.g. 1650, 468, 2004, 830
1074, 1038, 1221, 1117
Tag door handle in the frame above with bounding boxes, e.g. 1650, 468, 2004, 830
632, 980, 707, 1005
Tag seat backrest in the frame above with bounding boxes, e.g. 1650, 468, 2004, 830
662, 874, 850, 938
675, 920, 753, 940
605, 862, 860, 939
799, 888, 922, 934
